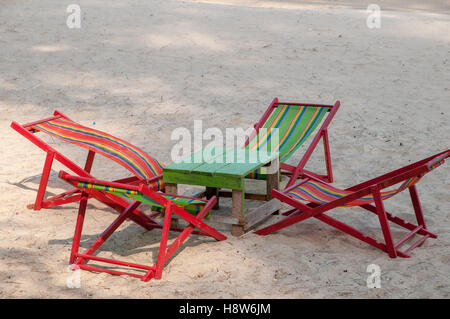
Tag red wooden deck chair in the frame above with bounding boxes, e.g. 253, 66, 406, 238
255, 150, 449, 258
59, 171, 227, 281
11, 111, 164, 229
244, 98, 340, 183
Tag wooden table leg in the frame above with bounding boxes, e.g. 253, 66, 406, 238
266, 157, 280, 200
165, 183, 178, 195
165, 183, 179, 228
231, 189, 245, 236
266, 158, 280, 214
266, 172, 279, 200
205, 187, 219, 209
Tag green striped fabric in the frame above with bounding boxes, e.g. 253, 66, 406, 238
245, 105, 328, 179
77, 182, 208, 217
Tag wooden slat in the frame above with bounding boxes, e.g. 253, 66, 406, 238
209, 215, 240, 225
163, 170, 244, 190
218, 190, 267, 201
165, 147, 279, 178
164, 147, 228, 173
245, 199, 281, 230
214, 148, 278, 177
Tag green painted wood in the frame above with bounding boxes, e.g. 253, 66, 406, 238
215, 149, 277, 177
164, 146, 228, 173
165, 147, 278, 177
163, 170, 244, 190
163, 147, 280, 224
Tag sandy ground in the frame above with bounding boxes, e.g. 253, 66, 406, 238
194, 0, 450, 13
0, 0, 449, 298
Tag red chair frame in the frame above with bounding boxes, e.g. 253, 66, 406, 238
60, 171, 227, 281
244, 98, 340, 184
255, 150, 449, 258
11, 111, 162, 231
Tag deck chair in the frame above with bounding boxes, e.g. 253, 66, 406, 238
255, 150, 449, 258
11, 111, 164, 229
244, 98, 340, 182
59, 171, 227, 281
213, 98, 340, 202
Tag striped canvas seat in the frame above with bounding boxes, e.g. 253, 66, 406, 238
288, 158, 445, 207
245, 104, 328, 179
287, 178, 422, 207
256, 150, 448, 258
77, 182, 206, 216
32, 118, 164, 190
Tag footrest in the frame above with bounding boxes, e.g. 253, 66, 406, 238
75, 253, 156, 281
394, 225, 423, 249
77, 253, 154, 270
403, 235, 430, 255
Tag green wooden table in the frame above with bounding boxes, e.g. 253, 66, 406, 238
163, 147, 280, 236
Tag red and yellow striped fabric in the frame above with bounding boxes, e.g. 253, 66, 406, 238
287, 177, 423, 207
33, 118, 164, 190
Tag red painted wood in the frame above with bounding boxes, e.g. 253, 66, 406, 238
70, 193, 88, 264
244, 98, 278, 148
371, 186, 397, 258
59, 173, 226, 281
11, 114, 165, 220
84, 150, 95, 173
76, 253, 154, 270
287, 100, 340, 187
154, 201, 172, 280
77, 201, 141, 265
409, 185, 426, 228
257, 150, 449, 258
322, 129, 333, 183
21, 115, 62, 129
77, 264, 145, 280
34, 151, 54, 210
394, 225, 423, 249
243, 99, 339, 185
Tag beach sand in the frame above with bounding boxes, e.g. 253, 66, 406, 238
0, 0, 449, 298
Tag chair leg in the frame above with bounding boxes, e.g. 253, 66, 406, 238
34, 151, 55, 210
70, 192, 88, 264
75, 201, 141, 265
84, 150, 95, 173
152, 202, 173, 280
409, 185, 427, 229
162, 197, 226, 263
68, 195, 225, 281
371, 186, 397, 258
34, 151, 94, 211
322, 130, 333, 183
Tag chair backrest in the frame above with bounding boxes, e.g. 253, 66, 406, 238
31, 118, 164, 184
245, 103, 329, 162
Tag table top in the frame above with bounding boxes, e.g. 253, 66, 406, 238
164, 146, 279, 178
